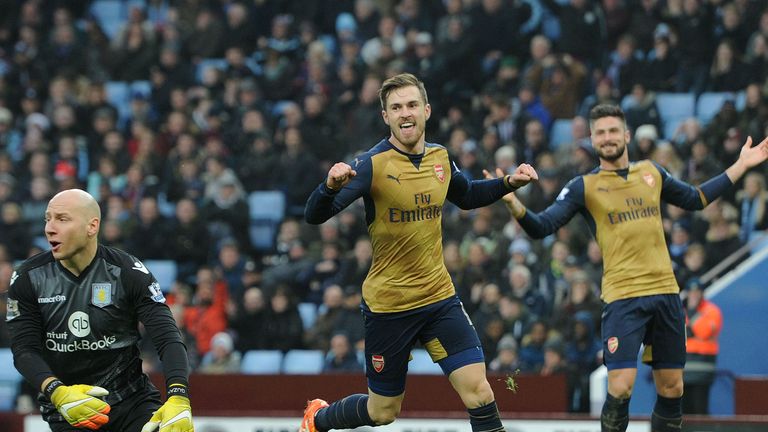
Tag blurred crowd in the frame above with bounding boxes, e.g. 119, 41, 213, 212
0, 0, 768, 413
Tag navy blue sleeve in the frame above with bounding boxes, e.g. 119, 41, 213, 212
446, 159, 513, 209
517, 177, 585, 239
655, 162, 732, 210
305, 156, 372, 225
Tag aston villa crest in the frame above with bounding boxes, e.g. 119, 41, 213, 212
91, 283, 112, 308
434, 164, 445, 183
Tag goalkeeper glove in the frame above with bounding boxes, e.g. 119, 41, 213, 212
45, 380, 111, 430
141, 384, 194, 432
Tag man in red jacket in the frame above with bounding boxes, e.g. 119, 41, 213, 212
682, 279, 723, 414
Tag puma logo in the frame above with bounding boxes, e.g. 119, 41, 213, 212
597, 187, 610, 192
387, 174, 401, 184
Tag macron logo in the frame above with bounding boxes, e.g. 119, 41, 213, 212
132, 262, 149, 274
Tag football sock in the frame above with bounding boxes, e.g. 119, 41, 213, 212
651, 394, 683, 432
314, 394, 375, 431
468, 400, 505, 432
601, 394, 630, 432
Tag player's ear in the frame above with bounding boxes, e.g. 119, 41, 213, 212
381, 110, 389, 125
87, 217, 100, 238
425, 103, 431, 120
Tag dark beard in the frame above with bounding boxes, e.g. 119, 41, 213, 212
598, 143, 626, 162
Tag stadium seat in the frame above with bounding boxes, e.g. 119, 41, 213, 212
240, 350, 283, 374
407, 349, 443, 375
297, 302, 318, 330
282, 349, 325, 374
89, 0, 126, 39
144, 260, 177, 293
549, 119, 573, 150
655, 93, 695, 123
248, 191, 286, 252
104, 81, 130, 128
663, 117, 685, 141
696, 92, 735, 126
0, 348, 22, 411
695, 91, 747, 126
129, 80, 152, 98
196, 58, 228, 84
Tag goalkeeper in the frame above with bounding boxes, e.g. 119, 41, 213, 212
6, 189, 193, 432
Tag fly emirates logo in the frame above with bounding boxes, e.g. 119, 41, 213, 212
45, 311, 116, 352
388, 192, 441, 223
607, 197, 659, 225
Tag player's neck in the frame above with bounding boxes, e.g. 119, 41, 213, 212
60, 243, 98, 276
599, 155, 629, 171
389, 137, 425, 155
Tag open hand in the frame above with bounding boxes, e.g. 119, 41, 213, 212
738, 136, 768, 169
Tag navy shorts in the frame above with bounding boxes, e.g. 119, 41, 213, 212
602, 294, 686, 370
364, 295, 484, 396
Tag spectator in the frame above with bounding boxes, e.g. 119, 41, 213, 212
488, 334, 521, 373
125, 196, 170, 259
227, 287, 268, 353
184, 266, 229, 356
199, 332, 242, 374
323, 332, 363, 373
263, 286, 304, 352
682, 280, 722, 415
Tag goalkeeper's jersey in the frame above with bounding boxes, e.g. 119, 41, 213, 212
305, 139, 513, 313
6, 245, 187, 396
516, 160, 732, 303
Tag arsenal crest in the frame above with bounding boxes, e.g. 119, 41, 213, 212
91, 283, 113, 308
372, 354, 385, 373
434, 164, 445, 183
642, 173, 655, 187
607, 336, 619, 354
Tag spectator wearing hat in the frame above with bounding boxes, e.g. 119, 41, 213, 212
199, 332, 242, 374
682, 280, 722, 414
489, 334, 521, 373
631, 124, 659, 161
